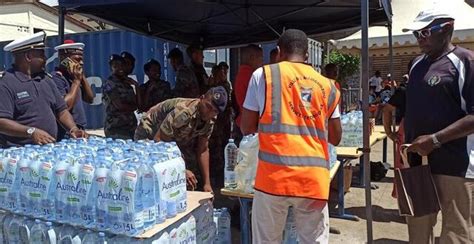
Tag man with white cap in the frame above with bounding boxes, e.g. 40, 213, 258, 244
403, 8, 474, 244
52, 40, 94, 140
0, 32, 88, 148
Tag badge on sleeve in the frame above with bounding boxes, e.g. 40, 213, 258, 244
427, 75, 441, 86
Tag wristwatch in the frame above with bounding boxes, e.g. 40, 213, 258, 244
27, 127, 36, 138
431, 134, 442, 149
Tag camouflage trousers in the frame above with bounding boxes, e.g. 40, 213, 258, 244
209, 111, 231, 188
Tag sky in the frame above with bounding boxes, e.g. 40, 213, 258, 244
40, 0, 58, 6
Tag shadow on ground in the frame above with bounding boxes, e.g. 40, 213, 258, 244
344, 205, 406, 224
373, 238, 407, 244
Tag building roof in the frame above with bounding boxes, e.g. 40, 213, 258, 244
336, 0, 474, 49
0, 0, 95, 31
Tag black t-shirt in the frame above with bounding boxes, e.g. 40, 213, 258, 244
405, 47, 474, 178
388, 84, 406, 124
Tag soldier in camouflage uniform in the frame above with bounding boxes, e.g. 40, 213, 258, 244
134, 86, 228, 192
102, 54, 142, 139
141, 59, 172, 112
186, 45, 209, 95
208, 65, 232, 188
167, 48, 200, 98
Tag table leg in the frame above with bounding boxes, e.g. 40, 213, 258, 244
240, 198, 251, 244
358, 155, 365, 187
383, 137, 387, 163
330, 162, 358, 221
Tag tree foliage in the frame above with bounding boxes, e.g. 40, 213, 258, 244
326, 50, 360, 83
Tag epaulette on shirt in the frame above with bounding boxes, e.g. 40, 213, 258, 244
0, 71, 4, 80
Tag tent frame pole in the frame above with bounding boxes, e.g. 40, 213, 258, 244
59, 7, 66, 44
361, 0, 373, 243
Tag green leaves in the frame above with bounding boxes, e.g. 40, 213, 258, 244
327, 50, 360, 84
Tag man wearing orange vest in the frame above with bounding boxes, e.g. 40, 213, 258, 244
241, 29, 342, 244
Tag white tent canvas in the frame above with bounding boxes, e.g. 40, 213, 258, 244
336, 0, 474, 49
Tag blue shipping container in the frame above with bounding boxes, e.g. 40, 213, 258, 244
0, 30, 323, 129
0, 30, 186, 129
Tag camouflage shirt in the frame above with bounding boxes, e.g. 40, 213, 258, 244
134, 98, 214, 143
173, 65, 200, 98
140, 79, 172, 112
102, 75, 137, 139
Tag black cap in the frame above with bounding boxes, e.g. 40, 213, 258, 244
121, 51, 135, 62
109, 54, 125, 65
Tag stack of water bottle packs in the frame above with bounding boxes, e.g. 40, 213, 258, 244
0, 137, 188, 238
339, 110, 363, 147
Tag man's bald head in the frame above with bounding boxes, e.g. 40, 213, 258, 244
241, 44, 263, 70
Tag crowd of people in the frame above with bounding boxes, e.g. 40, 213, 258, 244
0, 6, 472, 243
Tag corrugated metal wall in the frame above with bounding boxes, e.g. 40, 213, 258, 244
261, 39, 323, 70
0, 30, 323, 129
0, 30, 185, 129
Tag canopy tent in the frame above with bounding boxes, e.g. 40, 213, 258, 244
59, 0, 390, 48
58, 1, 393, 243
336, 0, 474, 49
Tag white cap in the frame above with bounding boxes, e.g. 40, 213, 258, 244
54, 41, 85, 51
402, 8, 455, 32
3, 31, 47, 52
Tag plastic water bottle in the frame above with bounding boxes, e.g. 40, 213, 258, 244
0, 212, 8, 243
57, 224, 77, 244
30, 219, 47, 243
28, 157, 45, 216
55, 157, 71, 223
19, 216, 35, 243
151, 156, 167, 224
3, 157, 20, 212
139, 160, 156, 229
45, 221, 56, 244
81, 229, 95, 244
95, 161, 109, 231
64, 160, 82, 224
98, 232, 107, 244
104, 161, 124, 234
18, 156, 32, 214
121, 161, 144, 236
40, 156, 56, 220
7, 215, 22, 244
217, 208, 231, 244
78, 158, 96, 228
224, 139, 238, 189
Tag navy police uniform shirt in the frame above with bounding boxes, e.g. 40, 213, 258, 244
52, 70, 87, 139
0, 67, 68, 148
405, 47, 474, 178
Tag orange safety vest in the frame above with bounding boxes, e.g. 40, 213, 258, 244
254, 61, 340, 200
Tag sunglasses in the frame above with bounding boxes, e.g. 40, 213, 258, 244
413, 21, 453, 39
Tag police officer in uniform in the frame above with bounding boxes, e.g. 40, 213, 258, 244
102, 54, 143, 139
167, 48, 200, 98
52, 40, 94, 140
140, 59, 172, 112
0, 32, 88, 148
134, 86, 228, 193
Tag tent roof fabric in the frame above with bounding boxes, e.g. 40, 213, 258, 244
59, 0, 391, 48
336, 0, 474, 49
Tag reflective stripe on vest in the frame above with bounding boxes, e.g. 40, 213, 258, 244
261, 63, 327, 142
259, 151, 328, 167
255, 62, 339, 200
